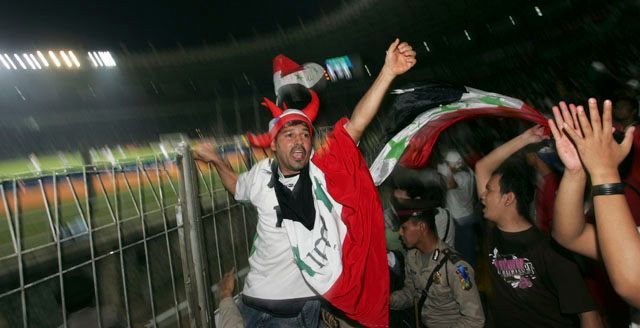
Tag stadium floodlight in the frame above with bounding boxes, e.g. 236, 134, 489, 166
99, 52, 109, 66
13, 54, 27, 69
68, 51, 80, 68
59, 51, 73, 68
92, 51, 104, 67
87, 52, 98, 67
109, 52, 117, 67
23, 53, 37, 69
36, 51, 49, 67
4, 54, 17, 69
97, 51, 116, 67
29, 54, 42, 69
0, 55, 10, 69
49, 51, 62, 67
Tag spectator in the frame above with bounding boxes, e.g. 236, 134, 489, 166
195, 39, 416, 326
475, 125, 602, 328
437, 150, 477, 266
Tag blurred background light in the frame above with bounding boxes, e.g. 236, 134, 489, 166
36, 50, 49, 67
49, 50, 62, 67
59, 51, 73, 68
14, 53, 27, 69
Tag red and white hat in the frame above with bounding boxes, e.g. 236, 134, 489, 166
272, 54, 324, 101
247, 55, 321, 148
247, 89, 319, 148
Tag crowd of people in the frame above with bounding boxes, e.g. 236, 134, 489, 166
195, 39, 640, 327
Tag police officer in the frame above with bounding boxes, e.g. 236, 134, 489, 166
390, 208, 485, 328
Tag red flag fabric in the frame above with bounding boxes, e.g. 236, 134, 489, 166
400, 104, 548, 169
313, 118, 389, 327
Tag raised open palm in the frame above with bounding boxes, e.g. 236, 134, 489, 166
548, 101, 583, 171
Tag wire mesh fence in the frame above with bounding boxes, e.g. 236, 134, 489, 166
0, 136, 264, 328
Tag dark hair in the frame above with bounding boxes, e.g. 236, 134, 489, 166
283, 119, 310, 129
493, 164, 534, 222
399, 208, 439, 237
275, 119, 311, 138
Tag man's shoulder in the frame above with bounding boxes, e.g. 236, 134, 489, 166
442, 248, 475, 291
312, 118, 356, 160
237, 158, 273, 192
245, 158, 273, 174
442, 248, 467, 266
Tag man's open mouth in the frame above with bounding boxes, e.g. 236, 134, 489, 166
291, 147, 306, 160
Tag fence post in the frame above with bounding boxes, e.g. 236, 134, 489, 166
176, 140, 213, 328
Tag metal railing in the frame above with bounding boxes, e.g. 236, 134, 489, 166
0, 136, 264, 328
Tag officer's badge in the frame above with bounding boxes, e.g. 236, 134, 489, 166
433, 271, 442, 285
455, 264, 472, 290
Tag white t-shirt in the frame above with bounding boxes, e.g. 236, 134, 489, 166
445, 170, 475, 219
235, 159, 317, 300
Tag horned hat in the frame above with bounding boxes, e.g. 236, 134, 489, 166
247, 55, 322, 147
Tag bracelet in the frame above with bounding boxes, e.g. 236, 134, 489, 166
591, 183, 626, 196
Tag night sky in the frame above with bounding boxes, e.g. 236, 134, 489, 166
0, 0, 345, 52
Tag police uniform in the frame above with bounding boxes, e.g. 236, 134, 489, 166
390, 240, 485, 328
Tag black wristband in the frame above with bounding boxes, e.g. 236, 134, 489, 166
591, 183, 626, 196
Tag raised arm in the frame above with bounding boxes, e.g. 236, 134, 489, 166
194, 142, 238, 195
548, 101, 599, 259
345, 39, 416, 143
561, 98, 640, 307
475, 125, 548, 196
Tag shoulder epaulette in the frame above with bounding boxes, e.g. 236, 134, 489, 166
442, 248, 463, 264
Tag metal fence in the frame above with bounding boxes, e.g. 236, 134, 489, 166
0, 136, 262, 328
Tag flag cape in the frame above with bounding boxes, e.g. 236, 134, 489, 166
284, 118, 389, 327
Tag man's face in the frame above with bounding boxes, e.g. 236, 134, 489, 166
480, 174, 508, 222
399, 220, 423, 248
271, 123, 312, 176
